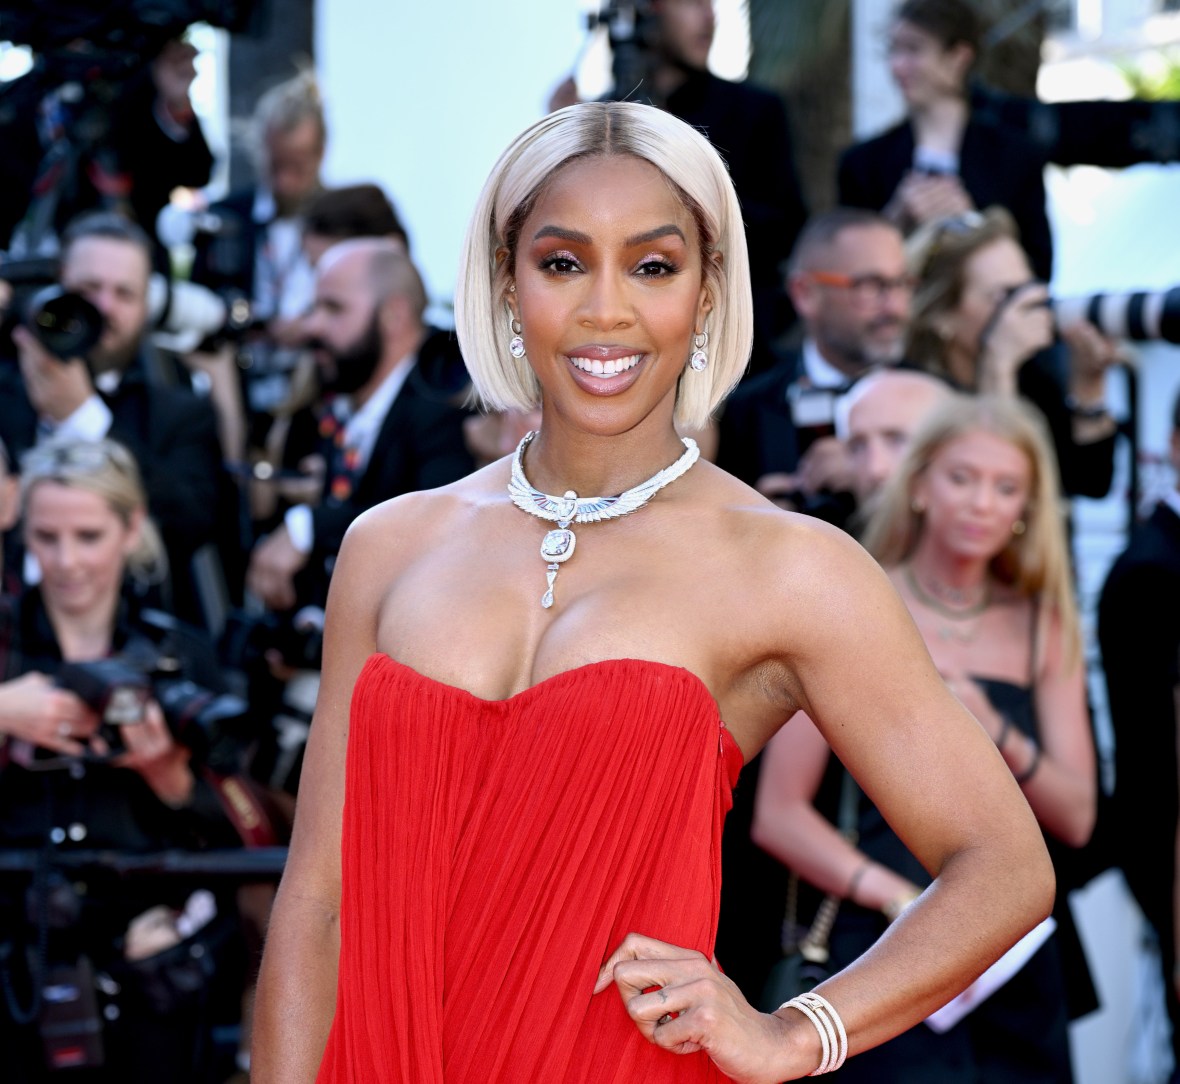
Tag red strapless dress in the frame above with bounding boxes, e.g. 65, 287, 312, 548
316, 653, 744, 1082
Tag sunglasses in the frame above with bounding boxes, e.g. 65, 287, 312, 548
21, 441, 136, 480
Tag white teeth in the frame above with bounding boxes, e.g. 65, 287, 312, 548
569, 354, 641, 377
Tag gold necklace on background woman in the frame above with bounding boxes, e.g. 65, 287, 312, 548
903, 564, 991, 645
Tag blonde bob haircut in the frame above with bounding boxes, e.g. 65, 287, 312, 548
861, 393, 1081, 668
455, 101, 754, 431
20, 438, 167, 586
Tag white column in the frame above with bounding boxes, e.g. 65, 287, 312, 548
850, 0, 905, 139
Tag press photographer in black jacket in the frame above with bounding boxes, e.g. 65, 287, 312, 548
0, 438, 250, 1083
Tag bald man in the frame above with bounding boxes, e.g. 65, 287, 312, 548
837, 367, 952, 510
247, 239, 474, 612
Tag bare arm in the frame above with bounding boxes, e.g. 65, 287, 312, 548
602, 520, 1054, 1081
250, 510, 386, 1082
751, 713, 923, 918
772, 527, 1054, 1056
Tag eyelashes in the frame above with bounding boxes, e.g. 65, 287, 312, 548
536, 251, 682, 277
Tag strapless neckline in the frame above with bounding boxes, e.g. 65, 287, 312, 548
368, 652, 745, 764
323, 649, 739, 1082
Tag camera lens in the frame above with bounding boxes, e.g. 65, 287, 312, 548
26, 287, 105, 359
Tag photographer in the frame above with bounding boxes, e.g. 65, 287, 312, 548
0, 210, 225, 627
0, 438, 250, 1082
0, 28, 215, 258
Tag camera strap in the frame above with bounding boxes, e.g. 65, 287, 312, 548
202, 769, 280, 848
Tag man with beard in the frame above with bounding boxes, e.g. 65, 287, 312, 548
0, 211, 222, 623
715, 208, 912, 514
245, 238, 474, 613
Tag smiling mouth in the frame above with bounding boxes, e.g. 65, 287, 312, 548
567, 353, 643, 377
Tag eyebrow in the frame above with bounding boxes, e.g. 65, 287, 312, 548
530, 224, 687, 247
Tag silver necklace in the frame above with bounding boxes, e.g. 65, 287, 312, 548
508, 429, 700, 609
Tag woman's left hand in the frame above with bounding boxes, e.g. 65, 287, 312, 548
111, 700, 194, 807
594, 933, 807, 1083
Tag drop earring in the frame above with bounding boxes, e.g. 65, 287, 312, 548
507, 310, 526, 359
689, 330, 709, 372
1011, 519, 1026, 536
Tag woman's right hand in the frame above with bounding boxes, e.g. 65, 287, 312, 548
976, 282, 1054, 395
0, 672, 97, 756
887, 171, 974, 229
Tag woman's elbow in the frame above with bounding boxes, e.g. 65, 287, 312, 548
1056, 792, 1097, 851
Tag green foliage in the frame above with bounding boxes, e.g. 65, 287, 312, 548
1118, 52, 1180, 100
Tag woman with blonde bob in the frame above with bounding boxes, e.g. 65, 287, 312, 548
253, 102, 1052, 1083
754, 394, 1095, 1082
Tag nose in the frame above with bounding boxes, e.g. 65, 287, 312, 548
47, 537, 76, 572
578, 269, 634, 331
968, 481, 995, 512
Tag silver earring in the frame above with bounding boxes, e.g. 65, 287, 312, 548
689, 330, 708, 372
507, 310, 525, 359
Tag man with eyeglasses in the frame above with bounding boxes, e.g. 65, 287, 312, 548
716, 207, 912, 518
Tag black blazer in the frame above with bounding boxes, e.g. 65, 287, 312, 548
715, 349, 803, 488
838, 114, 1053, 282
1097, 500, 1180, 930
0, 353, 222, 567
280, 332, 475, 566
189, 187, 264, 300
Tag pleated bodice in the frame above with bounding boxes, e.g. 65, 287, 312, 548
317, 654, 743, 1082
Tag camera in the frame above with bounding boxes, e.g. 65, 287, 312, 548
147, 274, 258, 355
221, 605, 326, 674
53, 652, 252, 772
586, 1, 661, 105
55, 659, 154, 747
0, 257, 105, 360
1053, 286, 1180, 345
0, 253, 258, 363
0, 2, 260, 77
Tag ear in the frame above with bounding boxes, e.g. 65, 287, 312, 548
496, 247, 518, 321
947, 42, 974, 85
122, 506, 145, 559
696, 256, 719, 327
0, 475, 17, 533
788, 271, 821, 322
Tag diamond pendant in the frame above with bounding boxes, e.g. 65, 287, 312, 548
539, 521, 576, 609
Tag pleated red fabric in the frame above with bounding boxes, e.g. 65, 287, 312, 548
316, 653, 743, 1082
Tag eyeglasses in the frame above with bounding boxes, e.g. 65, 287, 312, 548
808, 271, 917, 306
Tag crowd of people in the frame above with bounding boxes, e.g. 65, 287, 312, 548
0, 0, 1176, 1081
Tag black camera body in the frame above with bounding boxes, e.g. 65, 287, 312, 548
587, 1, 662, 106
0, 2, 259, 75
53, 648, 252, 773
221, 605, 326, 675
0, 257, 105, 361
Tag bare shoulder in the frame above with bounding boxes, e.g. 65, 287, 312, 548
701, 464, 895, 617
694, 465, 922, 732
340, 463, 501, 568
